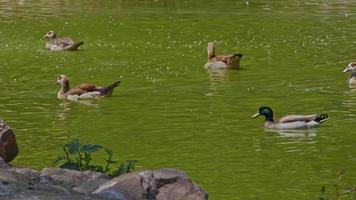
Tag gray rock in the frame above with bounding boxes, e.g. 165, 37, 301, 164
93, 168, 208, 200
0, 157, 10, 168
40, 168, 109, 193
93, 173, 143, 200
8, 167, 40, 181
156, 178, 208, 200
0, 119, 19, 162
72, 171, 110, 194
0, 168, 105, 200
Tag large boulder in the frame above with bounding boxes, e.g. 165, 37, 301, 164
0, 119, 18, 162
40, 168, 110, 193
0, 168, 104, 200
93, 168, 208, 200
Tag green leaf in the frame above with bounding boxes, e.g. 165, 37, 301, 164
105, 148, 113, 155
59, 162, 79, 170
65, 139, 81, 155
52, 156, 66, 166
80, 144, 103, 153
105, 160, 117, 164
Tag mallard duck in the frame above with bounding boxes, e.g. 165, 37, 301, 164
204, 42, 242, 70
251, 106, 329, 129
343, 62, 356, 88
56, 75, 120, 100
44, 31, 84, 51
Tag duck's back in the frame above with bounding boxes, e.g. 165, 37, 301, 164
278, 114, 317, 123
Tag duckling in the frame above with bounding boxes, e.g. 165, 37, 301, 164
56, 75, 120, 100
251, 106, 329, 129
343, 62, 356, 88
44, 31, 84, 51
204, 42, 242, 70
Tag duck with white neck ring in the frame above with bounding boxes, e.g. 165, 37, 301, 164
56, 75, 121, 100
251, 106, 329, 129
343, 62, 356, 88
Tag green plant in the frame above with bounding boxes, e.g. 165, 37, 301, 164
319, 170, 356, 200
53, 139, 137, 177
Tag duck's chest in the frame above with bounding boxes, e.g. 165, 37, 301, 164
348, 76, 356, 88
57, 91, 66, 99
204, 61, 227, 69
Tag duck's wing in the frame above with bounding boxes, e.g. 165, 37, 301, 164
274, 121, 309, 129
64, 41, 84, 51
56, 38, 74, 47
77, 83, 100, 91
66, 83, 99, 96
278, 114, 317, 123
227, 54, 242, 69
214, 55, 230, 63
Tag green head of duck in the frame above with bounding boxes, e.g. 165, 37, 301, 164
251, 106, 274, 122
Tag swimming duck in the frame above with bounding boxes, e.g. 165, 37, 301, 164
44, 31, 84, 51
251, 106, 329, 129
56, 75, 121, 100
204, 42, 242, 70
343, 62, 356, 88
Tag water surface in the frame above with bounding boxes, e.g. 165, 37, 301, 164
1, 1, 356, 199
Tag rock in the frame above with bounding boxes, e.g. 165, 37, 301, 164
0, 157, 10, 168
72, 171, 110, 194
156, 178, 208, 200
93, 173, 143, 200
93, 168, 208, 200
0, 119, 19, 162
40, 168, 109, 193
0, 168, 106, 200
8, 167, 40, 181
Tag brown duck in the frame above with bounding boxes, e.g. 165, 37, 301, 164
343, 62, 356, 88
56, 75, 121, 100
44, 31, 84, 51
204, 42, 242, 70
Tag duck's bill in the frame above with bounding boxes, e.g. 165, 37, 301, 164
343, 68, 350, 73
251, 113, 260, 118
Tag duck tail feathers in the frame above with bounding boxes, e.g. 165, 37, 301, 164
234, 53, 243, 58
66, 41, 84, 50
100, 80, 121, 96
314, 113, 329, 123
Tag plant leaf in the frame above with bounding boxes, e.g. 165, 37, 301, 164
59, 162, 79, 170
65, 139, 81, 155
52, 156, 66, 166
80, 144, 103, 153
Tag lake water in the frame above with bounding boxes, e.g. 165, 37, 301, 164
1, 0, 356, 199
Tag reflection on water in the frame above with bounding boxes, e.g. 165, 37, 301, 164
265, 128, 317, 138
205, 69, 228, 96
57, 100, 99, 121
341, 89, 356, 117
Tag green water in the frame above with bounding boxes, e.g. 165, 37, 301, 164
1, 0, 356, 199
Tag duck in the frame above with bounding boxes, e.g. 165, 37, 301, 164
56, 75, 121, 100
343, 62, 356, 88
204, 42, 243, 70
43, 31, 84, 51
251, 106, 329, 129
